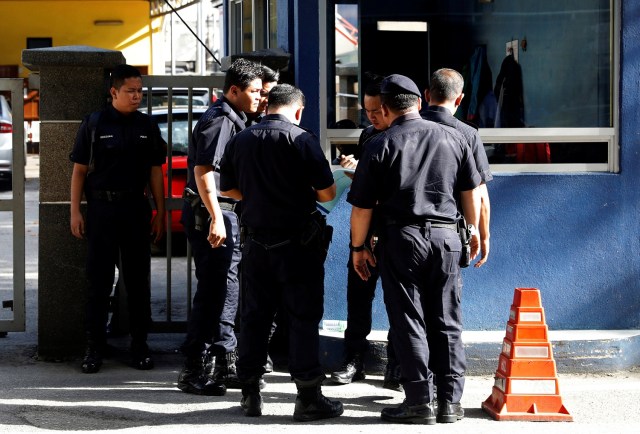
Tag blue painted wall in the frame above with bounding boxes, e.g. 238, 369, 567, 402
294, 0, 640, 331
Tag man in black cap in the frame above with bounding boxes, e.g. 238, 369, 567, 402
421, 68, 492, 267
348, 74, 482, 424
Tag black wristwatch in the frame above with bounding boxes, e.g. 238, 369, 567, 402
349, 243, 366, 252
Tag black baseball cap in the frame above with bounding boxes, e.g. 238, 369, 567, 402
380, 74, 421, 98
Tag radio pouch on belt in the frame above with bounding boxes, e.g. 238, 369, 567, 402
183, 187, 209, 231
299, 211, 333, 263
458, 216, 471, 268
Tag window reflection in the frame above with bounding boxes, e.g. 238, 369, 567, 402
327, 0, 612, 132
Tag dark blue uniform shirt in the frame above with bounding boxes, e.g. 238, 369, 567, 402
347, 112, 481, 224
70, 105, 165, 193
186, 96, 248, 196
220, 113, 334, 230
420, 105, 493, 183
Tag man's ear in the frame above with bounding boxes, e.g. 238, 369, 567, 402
109, 87, 117, 100
381, 103, 390, 118
295, 106, 304, 122
455, 92, 464, 108
424, 89, 430, 104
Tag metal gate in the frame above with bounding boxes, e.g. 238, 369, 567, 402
0, 78, 26, 335
141, 74, 225, 333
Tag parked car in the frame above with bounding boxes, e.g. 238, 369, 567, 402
0, 95, 13, 186
145, 107, 205, 234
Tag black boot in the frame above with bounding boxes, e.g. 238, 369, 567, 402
240, 377, 263, 417
81, 344, 103, 374
437, 400, 464, 423
214, 350, 266, 390
330, 353, 365, 384
381, 400, 436, 425
177, 354, 226, 396
382, 361, 403, 391
293, 376, 344, 422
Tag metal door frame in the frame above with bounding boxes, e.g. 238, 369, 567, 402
0, 78, 26, 333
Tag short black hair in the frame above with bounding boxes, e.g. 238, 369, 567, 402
380, 93, 420, 112
261, 65, 280, 84
429, 68, 464, 103
110, 64, 141, 89
266, 83, 305, 109
223, 58, 263, 93
362, 71, 384, 98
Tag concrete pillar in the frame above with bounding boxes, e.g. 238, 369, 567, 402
21, 46, 125, 359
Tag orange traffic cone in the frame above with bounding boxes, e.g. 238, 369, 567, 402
481, 287, 573, 421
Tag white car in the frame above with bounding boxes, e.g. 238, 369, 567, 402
0, 95, 13, 186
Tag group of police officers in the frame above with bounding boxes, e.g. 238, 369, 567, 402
70, 59, 491, 425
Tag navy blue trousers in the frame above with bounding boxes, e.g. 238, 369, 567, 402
236, 232, 324, 381
85, 198, 151, 346
379, 223, 466, 405
180, 203, 240, 358
344, 250, 396, 363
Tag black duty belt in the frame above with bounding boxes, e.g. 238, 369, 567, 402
431, 222, 458, 231
217, 197, 238, 212
219, 202, 236, 212
385, 217, 457, 232
90, 190, 142, 201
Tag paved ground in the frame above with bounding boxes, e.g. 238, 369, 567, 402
2, 156, 640, 433
0, 339, 639, 433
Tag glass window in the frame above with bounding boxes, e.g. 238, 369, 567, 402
269, 0, 278, 48
242, 0, 253, 52
322, 0, 617, 172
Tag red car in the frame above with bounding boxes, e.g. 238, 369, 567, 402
148, 107, 205, 234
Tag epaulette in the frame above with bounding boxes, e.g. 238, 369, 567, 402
296, 124, 317, 136
460, 118, 479, 130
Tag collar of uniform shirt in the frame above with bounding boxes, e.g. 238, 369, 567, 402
389, 111, 422, 127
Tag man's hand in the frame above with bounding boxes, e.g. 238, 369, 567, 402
150, 211, 165, 244
475, 237, 490, 268
352, 248, 377, 281
70, 210, 85, 239
208, 213, 227, 248
339, 154, 358, 169
469, 232, 480, 262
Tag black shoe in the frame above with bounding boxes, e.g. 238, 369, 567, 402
131, 341, 154, 370
241, 378, 263, 417
330, 354, 365, 384
437, 401, 464, 423
381, 401, 437, 425
382, 363, 403, 392
132, 354, 154, 370
177, 357, 226, 396
293, 376, 344, 422
81, 346, 103, 374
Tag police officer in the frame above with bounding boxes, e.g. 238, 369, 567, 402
219, 84, 343, 421
421, 68, 492, 267
330, 73, 402, 391
176, 58, 263, 396
348, 74, 482, 424
247, 64, 279, 126
70, 64, 166, 373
